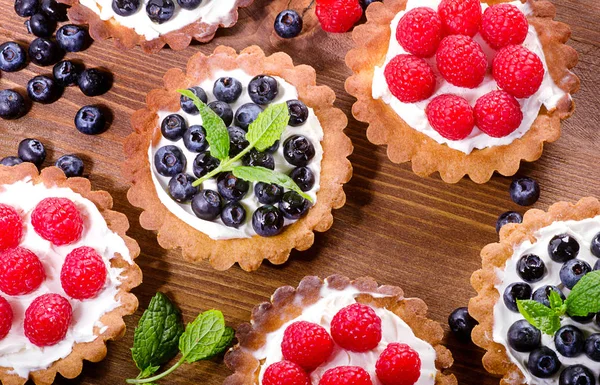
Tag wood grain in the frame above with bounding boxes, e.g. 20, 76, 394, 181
0, 0, 599, 384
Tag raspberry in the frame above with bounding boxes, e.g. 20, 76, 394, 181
0, 204, 23, 251
474, 90, 523, 138
481, 4, 528, 49
384, 55, 436, 103
263, 361, 310, 385
331, 303, 382, 352
425, 94, 475, 140
31, 197, 84, 246
0, 247, 45, 296
0, 296, 13, 340
438, 0, 482, 37
375, 343, 421, 385
24, 293, 72, 347
396, 7, 443, 58
61, 246, 107, 300
436, 35, 488, 89
316, 0, 363, 33
281, 321, 334, 370
493, 45, 545, 99
319, 366, 373, 385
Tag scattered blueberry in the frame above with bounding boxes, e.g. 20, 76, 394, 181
559, 365, 596, 385
146, 0, 175, 23
15, 0, 39, 17
234, 103, 262, 130
208, 101, 233, 126
217, 172, 249, 202
448, 307, 477, 342
29, 37, 61, 66
26, 13, 56, 37
509, 177, 540, 206
154, 145, 186, 177
279, 191, 310, 220
53, 60, 82, 86
112, 0, 140, 16
516, 254, 545, 283
560, 259, 591, 290
496, 211, 522, 233
248, 75, 278, 105
548, 234, 579, 263
180, 86, 207, 115
252, 205, 284, 237
503, 282, 532, 312
0, 42, 27, 72
532, 285, 565, 307
78, 68, 112, 96
359, 0, 382, 10
161, 114, 187, 141
287, 99, 309, 126
213, 77, 242, 103
192, 152, 219, 178
274, 10, 303, 39
0, 156, 23, 166
221, 202, 246, 228
527, 347, 561, 378
0, 90, 27, 120
168, 173, 198, 203
283, 135, 315, 167
507, 319, 541, 352
40, 0, 68, 21
572, 313, 596, 324
242, 150, 274, 170
555, 325, 585, 358
289, 167, 314, 192
584, 334, 600, 361
27, 75, 61, 104
228, 126, 250, 156
255, 183, 284, 205
55, 154, 84, 177
176, 0, 201, 10
183, 125, 208, 153
74, 105, 107, 135
192, 190, 222, 220
591, 232, 600, 258
56, 24, 88, 52
17, 138, 46, 166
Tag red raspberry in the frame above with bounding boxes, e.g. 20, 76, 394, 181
481, 4, 528, 49
438, 0, 482, 37
375, 343, 421, 385
281, 321, 334, 370
24, 293, 72, 347
316, 0, 363, 33
331, 303, 382, 352
61, 246, 107, 300
474, 90, 523, 138
0, 204, 23, 251
31, 197, 84, 246
493, 45, 545, 99
263, 361, 310, 385
319, 366, 373, 385
384, 55, 436, 103
0, 247, 45, 296
0, 296, 13, 340
396, 7, 443, 58
425, 94, 475, 140
436, 35, 488, 89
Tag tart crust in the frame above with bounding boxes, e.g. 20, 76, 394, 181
469, 197, 600, 384
123, 45, 352, 272
0, 163, 143, 385
224, 275, 457, 385
345, 0, 580, 184
58, 0, 254, 53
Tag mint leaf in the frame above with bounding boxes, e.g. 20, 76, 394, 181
548, 289, 566, 316
139, 366, 160, 379
517, 300, 561, 335
178, 89, 230, 161
232, 166, 313, 202
132, 293, 185, 373
246, 103, 290, 152
566, 270, 600, 317
211, 326, 235, 356
179, 310, 226, 363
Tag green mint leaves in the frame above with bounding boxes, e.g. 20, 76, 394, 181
179, 309, 232, 363
517, 299, 562, 335
246, 103, 290, 152
232, 166, 313, 202
565, 270, 600, 316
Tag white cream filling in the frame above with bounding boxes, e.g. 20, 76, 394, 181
79, 0, 237, 40
149, 69, 324, 241
371, 0, 568, 154
0, 178, 132, 378
253, 282, 438, 385
494, 216, 600, 384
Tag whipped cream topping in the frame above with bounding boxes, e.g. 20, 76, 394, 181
0, 178, 132, 378
371, 0, 568, 154
493, 216, 600, 384
79, 0, 238, 41
253, 282, 438, 385
149, 69, 324, 240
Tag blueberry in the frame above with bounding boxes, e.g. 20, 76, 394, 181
29, 37, 61, 66
289, 167, 314, 192
0, 90, 27, 120
591, 232, 600, 258
213, 77, 242, 103
0, 156, 23, 166
242, 149, 274, 170
183, 125, 208, 153
596, 313, 600, 327
279, 191, 310, 220
75, 105, 107, 135
234, 103, 262, 130
228, 126, 249, 157
27, 75, 61, 104
596, 260, 600, 271
53, 60, 82, 86
146, 0, 174, 23
503, 282, 531, 312
192, 152, 219, 178
56, 24, 88, 52
507, 319, 541, 352
180, 86, 207, 115
532, 285, 565, 307
154, 145, 186, 177
496, 211, 522, 233
161, 114, 187, 141
527, 347, 561, 378
252, 205, 284, 237
0, 42, 27, 72
40, 0, 68, 21
510, 177, 540, 206
448, 307, 477, 342
560, 259, 591, 289
18, 138, 46, 166
287, 99, 309, 126
585, 334, 600, 361
359, 0, 382, 9
55, 154, 84, 177
217, 172, 249, 202
26, 13, 56, 37
554, 325, 585, 357
176, 0, 201, 10
78, 68, 112, 96
191, 190, 222, 220
168, 173, 198, 203
248, 75, 278, 105
221, 202, 246, 228
255, 183, 283, 205
274, 10, 303, 39
15, 0, 39, 17
516, 254, 545, 283
572, 313, 596, 324
283, 135, 315, 167
265, 140, 279, 153
559, 365, 596, 385
208, 101, 233, 126
112, 0, 140, 16
548, 234, 579, 263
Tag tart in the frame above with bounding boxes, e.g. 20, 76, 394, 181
123, 45, 352, 271
470, 197, 600, 384
0, 163, 142, 385
345, 0, 579, 184
224, 275, 457, 385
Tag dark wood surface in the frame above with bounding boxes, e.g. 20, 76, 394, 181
1, 0, 599, 383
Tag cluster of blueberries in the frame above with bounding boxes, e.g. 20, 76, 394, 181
153, 75, 317, 237
0, 138, 85, 177
496, 176, 541, 233
112, 0, 205, 24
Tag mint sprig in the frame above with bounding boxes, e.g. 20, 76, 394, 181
565, 270, 600, 316
232, 166, 313, 202
517, 299, 562, 335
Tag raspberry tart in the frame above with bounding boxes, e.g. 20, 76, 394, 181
124, 46, 352, 271
224, 275, 456, 385
346, 0, 579, 183
470, 197, 600, 384
0, 163, 142, 385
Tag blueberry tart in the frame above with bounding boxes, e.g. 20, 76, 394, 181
124, 46, 352, 271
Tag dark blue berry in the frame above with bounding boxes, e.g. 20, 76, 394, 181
507, 319, 541, 352
572, 313, 596, 324
0, 157, 23, 166
161, 114, 187, 141
287, 99, 309, 126
527, 347, 561, 378
29, 37, 61, 66
177, 0, 201, 10
180, 86, 207, 115
359, 0, 382, 9
510, 177, 540, 206
0, 90, 27, 120
559, 365, 596, 385
242, 150, 274, 170
75, 105, 107, 135
228, 126, 249, 156
154, 145, 186, 177
112, 0, 140, 16
560, 259, 591, 290
585, 334, 600, 362
217, 172, 249, 202
146, 0, 174, 23
248, 75, 278, 105
252, 205, 284, 237
213, 77, 242, 103
279, 191, 310, 220
503, 282, 531, 312
289, 167, 314, 192
532, 285, 565, 307
448, 307, 477, 342
496, 211, 522, 233
53, 60, 82, 86
55, 154, 84, 177
183, 125, 208, 153
27, 75, 61, 104
548, 234, 579, 263
192, 152, 219, 178
78, 68, 112, 96
15, 0, 39, 17
221, 202, 246, 228
595, 259, 600, 271
555, 325, 585, 357
516, 254, 545, 283
208, 101, 233, 126
18, 138, 46, 166
0, 42, 27, 72
192, 190, 222, 220
56, 24, 89, 52
274, 10, 303, 39
265, 140, 279, 154
255, 183, 283, 205
40, 0, 68, 21
168, 173, 198, 203
26, 13, 56, 37
596, 313, 600, 327
283, 135, 315, 167
591, 232, 600, 258
234, 103, 262, 130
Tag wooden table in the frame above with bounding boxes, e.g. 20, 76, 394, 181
0, 0, 599, 383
